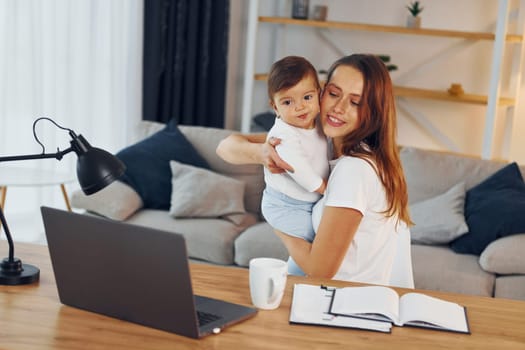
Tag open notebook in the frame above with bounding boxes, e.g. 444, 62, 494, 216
329, 285, 470, 334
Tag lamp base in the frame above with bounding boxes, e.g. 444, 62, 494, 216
0, 257, 40, 285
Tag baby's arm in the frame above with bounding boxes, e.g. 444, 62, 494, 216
276, 137, 326, 194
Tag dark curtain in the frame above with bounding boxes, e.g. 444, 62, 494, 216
142, 0, 230, 127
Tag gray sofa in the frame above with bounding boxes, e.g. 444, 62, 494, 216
71, 121, 525, 301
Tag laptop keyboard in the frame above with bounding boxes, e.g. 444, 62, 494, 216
197, 310, 222, 326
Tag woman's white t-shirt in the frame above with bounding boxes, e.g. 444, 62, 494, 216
312, 156, 411, 286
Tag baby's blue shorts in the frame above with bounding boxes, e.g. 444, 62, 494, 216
261, 187, 316, 276
261, 187, 316, 242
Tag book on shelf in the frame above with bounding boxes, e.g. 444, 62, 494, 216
329, 285, 470, 334
289, 284, 392, 333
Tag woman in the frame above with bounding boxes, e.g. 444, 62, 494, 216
217, 54, 414, 287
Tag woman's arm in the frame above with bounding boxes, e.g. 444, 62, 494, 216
216, 132, 293, 173
275, 206, 362, 278
216, 133, 267, 165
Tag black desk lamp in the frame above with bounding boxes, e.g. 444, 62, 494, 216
0, 117, 126, 285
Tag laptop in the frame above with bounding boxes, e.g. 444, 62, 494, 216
40, 206, 257, 339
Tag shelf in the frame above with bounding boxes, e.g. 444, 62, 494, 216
254, 74, 515, 106
259, 16, 523, 43
394, 86, 515, 106
243, 1, 525, 158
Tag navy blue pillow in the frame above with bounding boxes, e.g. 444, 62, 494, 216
450, 162, 525, 255
116, 119, 210, 209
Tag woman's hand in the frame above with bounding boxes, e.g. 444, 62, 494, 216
264, 137, 294, 174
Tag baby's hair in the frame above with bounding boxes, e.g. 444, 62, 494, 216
267, 56, 320, 100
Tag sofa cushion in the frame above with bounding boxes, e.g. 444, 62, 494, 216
179, 125, 265, 215
479, 234, 525, 274
450, 162, 525, 255
125, 209, 257, 265
116, 119, 210, 209
494, 276, 525, 301
410, 181, 468, 244
400, 147, 507, 204
234, 222, 289, 267
411, 244, 495, 297
70, 180, 143, 220
169, 161, 246, 224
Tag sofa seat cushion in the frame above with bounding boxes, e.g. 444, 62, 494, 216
234, 222, 289, 267
126, 209, 257, 265
479, 234, 525, 274
494, 276, 525, 301
411, 244, 495, 297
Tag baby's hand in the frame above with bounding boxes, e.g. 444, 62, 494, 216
315, 179, 327, 195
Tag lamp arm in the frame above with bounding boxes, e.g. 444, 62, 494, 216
0, 147, 73, 262
0, 117, 125, 285
0, 206, 14, 261
0, 147, 74, 163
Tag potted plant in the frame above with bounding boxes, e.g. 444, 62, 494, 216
406, 1, 423, 28
377, 55, 398, 72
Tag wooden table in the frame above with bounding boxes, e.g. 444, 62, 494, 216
1, 243, 524, 349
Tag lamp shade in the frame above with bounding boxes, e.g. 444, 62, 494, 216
70, 134, 126, 195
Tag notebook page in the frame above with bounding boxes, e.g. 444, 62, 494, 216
330, 286, 401, 325
290, 284, 392, 332
399, 293, 469, 333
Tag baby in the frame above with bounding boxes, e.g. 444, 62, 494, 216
261, 56, 329, 276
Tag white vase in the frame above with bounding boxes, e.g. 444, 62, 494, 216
407, 15, 421, 28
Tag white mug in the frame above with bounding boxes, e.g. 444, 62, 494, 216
249, 258, 288, 310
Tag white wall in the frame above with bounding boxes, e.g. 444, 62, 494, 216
226, 0, 525, 163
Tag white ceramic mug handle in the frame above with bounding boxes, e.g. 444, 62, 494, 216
268, 277, 284, 304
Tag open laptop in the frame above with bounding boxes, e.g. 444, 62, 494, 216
40, 206, 257, 339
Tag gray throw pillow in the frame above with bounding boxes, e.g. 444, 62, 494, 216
410, 182, 468, 244
70, 181, 143, 220
169, 161, 246, 224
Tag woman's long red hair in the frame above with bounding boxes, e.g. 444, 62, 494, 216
326, 54, 412, 226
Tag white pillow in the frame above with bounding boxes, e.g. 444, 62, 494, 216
410, 182, 468, 244
169, 161, 246, 224
70, 181, 143, 220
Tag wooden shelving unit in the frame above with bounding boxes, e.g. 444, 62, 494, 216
394, 86, 515, 106
253, 73, 516, 106
242, 0, 525, 159
258, 16, 522, 42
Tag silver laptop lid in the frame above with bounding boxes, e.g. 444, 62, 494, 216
41, 206, 211, 338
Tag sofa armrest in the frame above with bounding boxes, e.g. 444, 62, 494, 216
479, 234, 525, 274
